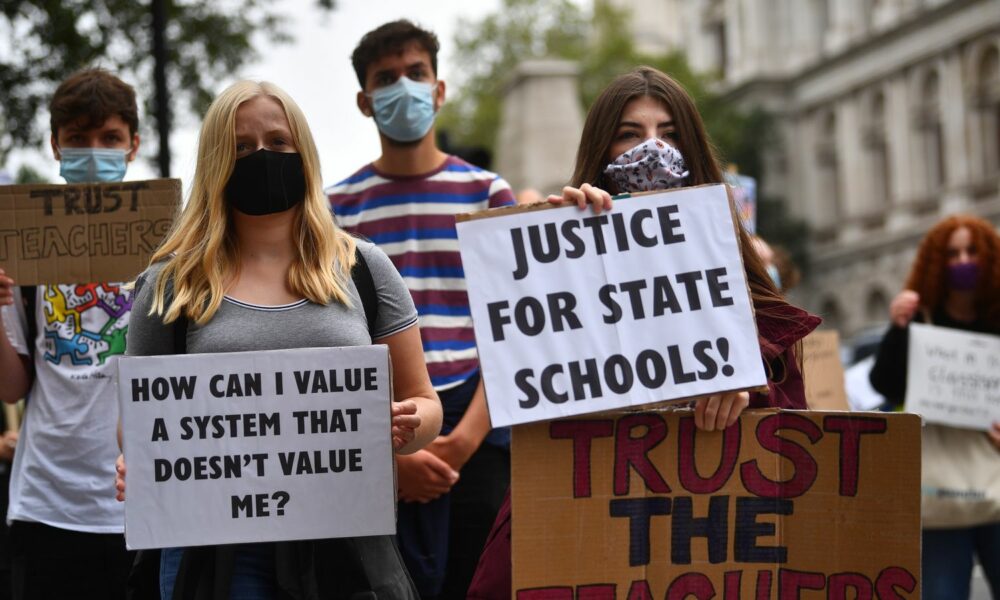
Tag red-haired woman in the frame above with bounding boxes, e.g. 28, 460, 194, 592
870, 214, 1000, 599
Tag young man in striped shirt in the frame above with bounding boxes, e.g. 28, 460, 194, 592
326, 20, 515, 600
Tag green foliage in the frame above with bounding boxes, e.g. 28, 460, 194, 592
15, 164, 48, 184
439, 0, 809, 268
0, 0, 332, 164
439, 0, 588, 152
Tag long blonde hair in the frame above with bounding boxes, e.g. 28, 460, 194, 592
148, 80, 356, 324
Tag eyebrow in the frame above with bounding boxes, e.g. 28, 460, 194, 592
617, 119, 675, 128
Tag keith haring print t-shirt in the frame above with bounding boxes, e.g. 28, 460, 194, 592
3, 283, 129, 533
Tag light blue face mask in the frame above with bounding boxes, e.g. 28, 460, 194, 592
766, 263, 782, 290
59, 147, 130, 183
368, 76, 437, 143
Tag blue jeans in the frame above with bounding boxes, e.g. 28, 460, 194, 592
160, 544, 276, 599
923, 524, 1000, 599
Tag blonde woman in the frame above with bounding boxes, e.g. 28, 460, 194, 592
117, 81, 440, 599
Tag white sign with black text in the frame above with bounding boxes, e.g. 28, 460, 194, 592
456, 184, 767, 428
906, 323, 1000, 430
117, 346, 395, 549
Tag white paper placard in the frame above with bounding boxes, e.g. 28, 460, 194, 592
905, 323, 1000, 430
118, 346, 395, 549
456, 184, 766, 427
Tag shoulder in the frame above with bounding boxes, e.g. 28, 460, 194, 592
325, 163, 380, 199
353, 238, 395, 275
755, 302, 822, 361
440, 156, 515, 205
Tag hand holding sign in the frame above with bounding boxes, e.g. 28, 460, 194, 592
391, 399, 420, 450
693, 390, 749, 431
890, 290, 920, 328
546, 183, 613, 213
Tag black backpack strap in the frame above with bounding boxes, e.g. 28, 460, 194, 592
22, 286, 37, 364
351, 246, 380, 338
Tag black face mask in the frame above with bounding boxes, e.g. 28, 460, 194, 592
224, 149, 306, 216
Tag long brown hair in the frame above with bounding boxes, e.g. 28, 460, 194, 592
571, 66, 786, 314
905, 214, 1000, 330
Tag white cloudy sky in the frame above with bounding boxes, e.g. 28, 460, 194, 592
5, 0, 504, 192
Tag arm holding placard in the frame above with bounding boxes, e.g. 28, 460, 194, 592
382, 324, 442, 454
0, 269, 32, 404
868, 291, 921, 406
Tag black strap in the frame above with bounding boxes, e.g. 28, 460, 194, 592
351, 246, 380, 339
22, 286, 37, 364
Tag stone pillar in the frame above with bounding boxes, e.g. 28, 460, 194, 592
494, 59, 584, 196
885, 74, 914, 230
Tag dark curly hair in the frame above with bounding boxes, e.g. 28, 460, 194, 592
50, 67, 138, 139
904, 214, 1000, 329
351, 20, 439, 89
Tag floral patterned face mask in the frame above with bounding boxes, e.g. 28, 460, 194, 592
603, 138, 690, 193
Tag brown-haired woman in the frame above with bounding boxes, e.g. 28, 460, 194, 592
870, 214, 1000, 599
466, 65, 821, 599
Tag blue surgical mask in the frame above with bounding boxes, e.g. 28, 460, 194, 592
368, 77, 437, 143
59, 147, 130, 183
766, 263, 782, 290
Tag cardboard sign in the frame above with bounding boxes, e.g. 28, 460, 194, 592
1, 179, 180, 285
905, 323, 1000, 430
118, 346, 395, 549
456, 185, 766, 428
512, 409, 921, 599
801, 330, 849, 411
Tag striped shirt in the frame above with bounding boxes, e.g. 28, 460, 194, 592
326, 155, 515, 391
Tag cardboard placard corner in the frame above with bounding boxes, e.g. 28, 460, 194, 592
802, 329, 850, 411
2, 178, 181, 285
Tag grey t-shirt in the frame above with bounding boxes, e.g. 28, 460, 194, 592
127, 239, 418, 356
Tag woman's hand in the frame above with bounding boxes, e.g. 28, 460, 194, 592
988, 423, 1000, 452
391, 399, 421, 451
694, 391, 749, 431
547, 184, 613, 214
115, 454, 126, 502
889, 290, 920, 328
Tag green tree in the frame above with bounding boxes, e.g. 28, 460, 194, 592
15, 164, 47, 184
439, 0, 807, 269
0, 0, 333, 168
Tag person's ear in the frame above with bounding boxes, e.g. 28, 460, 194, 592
50, 134, 61, 161
433, 80, 446, 112
357, 91, 373, 118
127, 134, 140, 162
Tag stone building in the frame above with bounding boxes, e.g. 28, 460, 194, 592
497, 0, 1000, 339
611, 0, 1000, 337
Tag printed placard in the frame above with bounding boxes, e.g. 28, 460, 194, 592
906, 323, 1000, 430
513, 409, 921, 598
0, 178, 180, 285
117, 346, 395, 549
456, 185, 766, 428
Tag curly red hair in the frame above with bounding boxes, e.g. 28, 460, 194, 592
904, 214, 1000, 330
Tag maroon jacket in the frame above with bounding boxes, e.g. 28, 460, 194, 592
466, 304, 821, 600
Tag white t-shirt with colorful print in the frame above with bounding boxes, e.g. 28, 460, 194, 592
2, 283, 129, 533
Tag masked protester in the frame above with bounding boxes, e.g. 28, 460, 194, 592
0, 68, 140, 600
869, 214, 1000, 600
117, 80, 442, 599
327, 20, 516, 600
466, 66, 822, 600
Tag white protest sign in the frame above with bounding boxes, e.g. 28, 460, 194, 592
456, 184, 766, 428
117, 346, 395, 549
905, 323, 1000, 430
